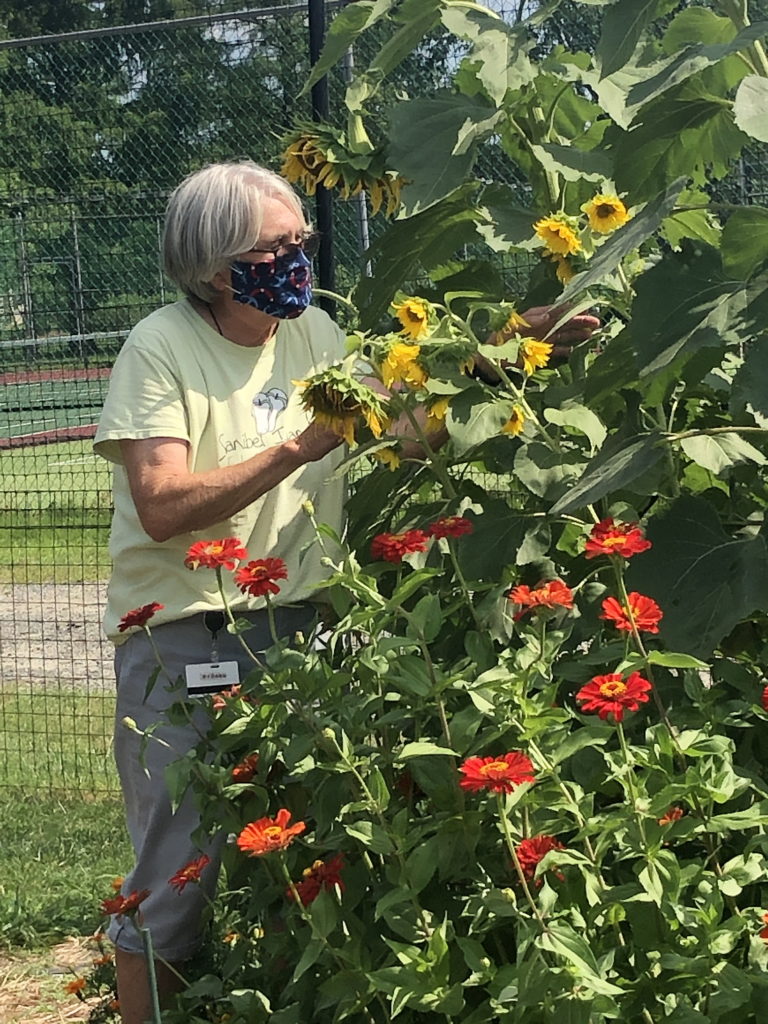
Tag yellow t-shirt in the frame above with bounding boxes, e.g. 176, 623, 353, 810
94, 299, 347, 643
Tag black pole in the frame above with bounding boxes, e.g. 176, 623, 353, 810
307, 0, 336, 319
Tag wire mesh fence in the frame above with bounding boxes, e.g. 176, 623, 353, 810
1, 0, 766, 795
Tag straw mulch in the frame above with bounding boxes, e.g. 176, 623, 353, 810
0, 938, 98, 1024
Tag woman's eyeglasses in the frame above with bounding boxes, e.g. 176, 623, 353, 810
246, 232, 321, 263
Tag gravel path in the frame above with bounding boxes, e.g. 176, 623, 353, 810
0, 582, 113, 691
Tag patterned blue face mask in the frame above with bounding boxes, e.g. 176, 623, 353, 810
230, 248, 312, 319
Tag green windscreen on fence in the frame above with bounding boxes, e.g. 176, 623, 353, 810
0, 0, 766, 795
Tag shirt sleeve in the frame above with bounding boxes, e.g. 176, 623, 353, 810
93, 339, 190, 465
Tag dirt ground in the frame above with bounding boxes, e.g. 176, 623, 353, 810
0, 938, 104, 1023
0, 583, 113, 691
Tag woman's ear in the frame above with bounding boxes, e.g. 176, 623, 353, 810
210, 268, 230, 293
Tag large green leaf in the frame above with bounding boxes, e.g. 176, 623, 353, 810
559, 179, 686, 302
627, 246, 739, 379
627, 495, 768, 657
514, 443, 586, 501
721, 206, 768, 279
731, 336, 768, 426
354, 183, 482, 330
301, 0, 398, 95
446, 390, 514, 454
626, 23, 767, 109
455, 498, 528, 579
597, 0, 670, 79
680, 432, 766, 474
475, 183, 539, 252
441, 8, 536, 105
609, 90, 748, 204
549, 432, 665, 515
388, 93, 500, 215
530, 142, 612, 183
734, 76, 768, 142
368, 0, 444, 78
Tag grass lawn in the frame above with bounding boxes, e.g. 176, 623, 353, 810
0, 690, 130, 949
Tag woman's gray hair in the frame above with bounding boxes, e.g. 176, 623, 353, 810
162, 161, 308, 302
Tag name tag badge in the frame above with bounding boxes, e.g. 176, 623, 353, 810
185, 661, 240, 697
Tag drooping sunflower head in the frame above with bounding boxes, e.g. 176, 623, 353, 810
391, 296, 433, 341
371, 446, 401, 471
425, 396, 450, 434
519, 338, 553, 376
533, 214, 582, 257
380, 340, 429, 390
581, 194, 630, 234
546, 252, 576, 284
501, 405, 526, 436
297, 367, 390, 448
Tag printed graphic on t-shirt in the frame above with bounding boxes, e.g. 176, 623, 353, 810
251, 387, 288, 434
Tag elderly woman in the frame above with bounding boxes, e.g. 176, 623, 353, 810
95, 160, 349, 1024
95, 160, 599, 1023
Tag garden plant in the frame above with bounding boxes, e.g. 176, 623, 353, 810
77, 0, 768, 1020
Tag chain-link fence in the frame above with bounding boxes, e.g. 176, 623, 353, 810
1, 0, 766, 795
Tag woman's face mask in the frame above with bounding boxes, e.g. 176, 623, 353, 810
230, 248, 312, 319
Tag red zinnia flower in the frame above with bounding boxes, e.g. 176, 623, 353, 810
287, 853, 346, 906
459, 752, 536, 794
759, 912, 768, 941
516, 835, 565, 883
236, 808, 306, 856
371, 529, 429, 563
601, 592, 663, 633
99, 888, 151, 917
231, 752, 260, 783
762, 685, 768, 712
234, 557, 288, 597
658, 806, 684, 825
168, 853, 211, 893
427, 516, 474, 539
117, 602, 164, 632
507, 579, 574, 620
576, 671, 652, 723
184, 537, 247, 571
584, 518, 651, 560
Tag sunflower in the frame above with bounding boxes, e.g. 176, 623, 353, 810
501, 406, 526, 436
391, 297, 433, 341
381, 341, 428, 390
297, 368, 390, 448
581, 194, 630, 234
425, 396, 449, 434
519, 338, 553, 376
372, 446, 401, 471
533, 215, 582, 256
496, 308, 531, 341
548, 253, 576, 284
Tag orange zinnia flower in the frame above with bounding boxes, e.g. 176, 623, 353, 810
601, 592, 663, 633
371, 529, 429, 563
427, 516, 473, 539
99, 888, 151, 917
236, 808, 306, 856
762, 685, 768, 712
459, 752, 536, 794
287, 853, 346, 906
234, 557, 288, 597
507, 579, 574, 620
584, 518, 651, 560
184, 537, 247, 571
516, 835, 565, 883
759, 912, 768, 940
168, 853, 211, 893
576, 671, 652, 723
658, 806, 684, 825
231, 752, 260, 783
64, 977, 86, 995
117, 602, 164, 632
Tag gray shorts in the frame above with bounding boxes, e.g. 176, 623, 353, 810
108, 604, 315, 961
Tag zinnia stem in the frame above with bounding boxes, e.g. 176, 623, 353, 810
495, 793, 548, 929
214, 567, 267, 669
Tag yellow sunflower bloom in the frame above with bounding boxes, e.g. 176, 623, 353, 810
372, 446, 401, 471
425, 396, 449, 434
314, 409, 357, 446
581, 194, 630, 234
381, 342, 428, 390
392, 297, 432, 340
496, 309, 531, 341
520, 338, 553, 376
362, 404, 389, 438
550, 255, 575, 284
297, 370, 389, 449
502, 406, 526, 436
533, 215, 582, 257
